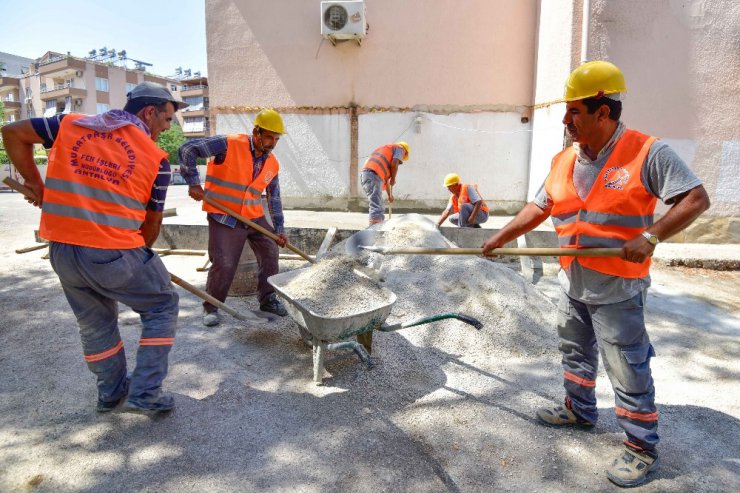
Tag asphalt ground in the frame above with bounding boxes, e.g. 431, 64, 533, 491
1, 187, 738, 492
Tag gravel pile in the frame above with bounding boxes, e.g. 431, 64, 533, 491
350, 215, 558, 358
278, 255, 391, 318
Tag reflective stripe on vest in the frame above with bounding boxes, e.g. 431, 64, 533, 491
451, 183, 489, 213
39, 113, 166, 248
363, 144, 395, 182
545, 129, 657, 278
202, 134, 280, 219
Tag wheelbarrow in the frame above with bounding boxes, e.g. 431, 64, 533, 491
268, 268, 482, 384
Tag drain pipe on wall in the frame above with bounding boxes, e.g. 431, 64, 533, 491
580, 0, 591, 64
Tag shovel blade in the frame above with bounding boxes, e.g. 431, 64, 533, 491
345, 229, 379, 255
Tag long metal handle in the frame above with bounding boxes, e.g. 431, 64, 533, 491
379, 312, 483, 332
203, 195, 315, 264
361, 245, 623, 258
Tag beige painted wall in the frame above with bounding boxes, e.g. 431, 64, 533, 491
587, 0, 740, 217
207, 0, 537, 108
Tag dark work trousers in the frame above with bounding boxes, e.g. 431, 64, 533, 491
204, 215, 279, 312
557, 290, 658, 450
49, 242, 179, 407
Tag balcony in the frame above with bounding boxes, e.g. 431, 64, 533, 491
37, 56, 86, 78
1, 96, 21, 110
40, 82, 86, 101
181, 85, 209, 97
0, 76, 20, 91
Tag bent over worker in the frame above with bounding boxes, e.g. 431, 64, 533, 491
179, 108, 289, 327
360, 141, 409, 225
1, 82, 187, 414
436, 173, 489, 228
481, 61, 710, 488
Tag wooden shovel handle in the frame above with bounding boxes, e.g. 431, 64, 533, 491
203, 195, 315, 263
3, 177, 36, 200
366, 246, 623, 257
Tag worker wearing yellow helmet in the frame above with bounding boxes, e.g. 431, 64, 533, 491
436, 173, 489, 228
178, 108, 291, 325
360, 141, 409, 225
481, 61, 710, 488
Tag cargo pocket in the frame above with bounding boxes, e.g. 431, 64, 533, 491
620, 342, 656, 392
84, 249, 136, 290
138, 247, 172, 291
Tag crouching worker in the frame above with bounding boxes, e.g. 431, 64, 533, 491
436, 173, 489, 228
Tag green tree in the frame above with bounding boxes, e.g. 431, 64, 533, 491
157, 121, 186, 165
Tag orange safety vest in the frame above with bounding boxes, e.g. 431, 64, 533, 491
545, 129, 657, 278
202, 134, 279, 219
449, 183, 489, 214
363, 144, 398, 190
39, 114, 166, 249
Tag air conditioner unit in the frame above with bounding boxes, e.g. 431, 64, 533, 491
321, 1, 366, 44
75, 70, 83, 77
74, 99, 83, 106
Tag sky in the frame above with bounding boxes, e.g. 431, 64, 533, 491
2, 0, 208, 78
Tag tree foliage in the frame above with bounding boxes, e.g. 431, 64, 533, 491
157, 121, 186, 165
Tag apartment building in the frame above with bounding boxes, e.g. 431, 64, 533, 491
0, 52, 34, 124
1, 51, 189, 127
179, 76, 210, 138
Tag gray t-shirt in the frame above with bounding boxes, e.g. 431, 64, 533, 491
533, 123, 702, 304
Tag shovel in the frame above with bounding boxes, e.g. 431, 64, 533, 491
202, 195, 316, 264
345, 228, 622, 258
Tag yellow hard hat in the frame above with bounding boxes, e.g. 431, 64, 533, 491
563, 61, 627, 102
443, 173, 460, 187
254, 108, 286, 134
396, 141, 410, 161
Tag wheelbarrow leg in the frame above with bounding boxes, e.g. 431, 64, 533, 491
313, 341, 327, 384
356, 331, 373, 354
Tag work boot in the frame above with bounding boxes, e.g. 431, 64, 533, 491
607, 442, 659, 488
536, 401, 594, 429
97, 395, 126, 413
260, 294, 287, 317
96, 376, 130, 413
203, 310, 220, 327
123, 393, 175, 414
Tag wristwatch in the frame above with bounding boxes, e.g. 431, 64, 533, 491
641, 231, 659, 246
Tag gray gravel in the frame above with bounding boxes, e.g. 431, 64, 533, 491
0, 194, 738, 493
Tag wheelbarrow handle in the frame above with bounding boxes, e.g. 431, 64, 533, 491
378, 312, 483, 332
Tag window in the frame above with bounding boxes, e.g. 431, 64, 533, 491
126, 82, 137, 93
95, 77, 109, 92
96, 103, 110, 114
45, 99, 57, 109
183, 96, 203, 106
171, 84, 177, 91
183, 117, 205, 132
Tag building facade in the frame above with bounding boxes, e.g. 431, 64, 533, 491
205, 0, 739, 230
1, 51, 188, 126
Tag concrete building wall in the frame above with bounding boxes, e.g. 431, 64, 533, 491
207, 0, 538, 211
586, 0, 740, 217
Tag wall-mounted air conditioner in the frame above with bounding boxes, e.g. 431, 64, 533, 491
321, 0, 366, 45
74, 99, 83, 107
75, 70, 83, 77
